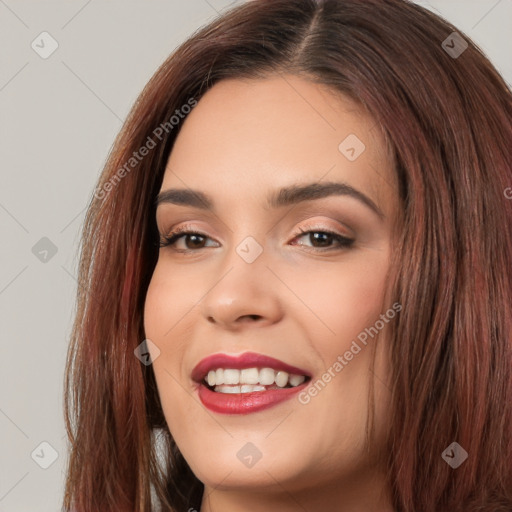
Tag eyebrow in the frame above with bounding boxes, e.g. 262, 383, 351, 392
155, 181, 384, 219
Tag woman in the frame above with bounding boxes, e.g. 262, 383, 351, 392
62, 0, 512, 511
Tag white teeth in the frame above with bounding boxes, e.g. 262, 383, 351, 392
240, 384, 265, 393
289, 374, 306, 386
224, 369, 240, 385
240, 367, 259, 384
215, 385, 241, 394
214, 384, 267, 394
203, 366, 308, 391
275, 371, 289, 388
259, 367, 275, 385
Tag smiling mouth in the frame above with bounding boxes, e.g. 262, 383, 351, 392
202, 367, 311, 394
192, 352, 313, 414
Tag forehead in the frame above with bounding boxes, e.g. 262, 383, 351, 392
161, 74, 397, 219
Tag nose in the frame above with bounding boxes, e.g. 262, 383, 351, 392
199, 246, 284, 331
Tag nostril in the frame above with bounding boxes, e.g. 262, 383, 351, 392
241, 314, 261, 322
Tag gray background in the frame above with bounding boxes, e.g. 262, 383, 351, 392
0, 1, 510, 510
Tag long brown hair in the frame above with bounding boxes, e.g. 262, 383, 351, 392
62, 0, 512, 510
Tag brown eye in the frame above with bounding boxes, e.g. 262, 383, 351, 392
159, 226, 354, 253
291, 228, 354, 251
159, 228, 218, 251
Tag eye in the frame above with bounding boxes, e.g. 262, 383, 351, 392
159, 224, 355, 253
159, 225, 218, 251
290, 226, 355, 251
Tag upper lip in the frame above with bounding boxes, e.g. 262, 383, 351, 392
191, 351, 312, 383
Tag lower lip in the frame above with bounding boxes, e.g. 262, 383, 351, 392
196, 382, 308, 414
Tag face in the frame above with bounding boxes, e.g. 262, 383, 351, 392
144, 74, 400, 505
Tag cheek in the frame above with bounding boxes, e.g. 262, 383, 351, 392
286, 255, 393, 474
143, 263, 198, 339
143, 281, 163, 339
282, 250, 391, 345
143, 268, 190, 414
285, 250, 391, 417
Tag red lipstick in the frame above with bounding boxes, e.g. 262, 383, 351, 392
191, 351, 311, 415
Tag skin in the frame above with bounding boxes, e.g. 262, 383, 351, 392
143, 74, 400, 512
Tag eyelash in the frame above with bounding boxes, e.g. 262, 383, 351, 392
158, 224, 355, 253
